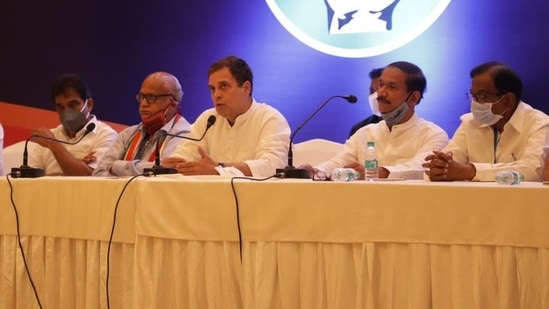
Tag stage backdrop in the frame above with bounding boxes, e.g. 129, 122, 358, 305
0, 0, 547, 144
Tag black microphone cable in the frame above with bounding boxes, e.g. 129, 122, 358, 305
13, 122, 96, 178
105, 174, 144, 309
5, 174, 44, 309
229, 172, 285, 263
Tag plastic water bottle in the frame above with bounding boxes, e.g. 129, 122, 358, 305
331, 168, 360, 182
364, 141, 378, 181
495, 171, 524, 185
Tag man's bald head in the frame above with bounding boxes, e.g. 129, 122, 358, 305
142, 72, 183, 102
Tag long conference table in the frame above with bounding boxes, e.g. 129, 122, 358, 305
1, 175, 549, 309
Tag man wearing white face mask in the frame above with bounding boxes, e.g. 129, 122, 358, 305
28, 74, 118, 176
424, 61, 549, 182
349, 67, 384, 137
301, 61, 448, 180
93, 72, 191, 176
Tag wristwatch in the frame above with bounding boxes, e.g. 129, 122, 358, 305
218, 162, 225, 167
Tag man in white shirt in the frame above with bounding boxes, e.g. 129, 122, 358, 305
302, 61, 448, 179
28, 74, 118, 176
93, 72, 191, 176
424, 61, 549, 181
163, 56, 290, 177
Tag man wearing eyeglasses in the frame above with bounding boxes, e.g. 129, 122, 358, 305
93, 72, 191, 176
424, 61, 549, 181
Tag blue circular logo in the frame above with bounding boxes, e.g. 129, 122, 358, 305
267, 0, 452, 58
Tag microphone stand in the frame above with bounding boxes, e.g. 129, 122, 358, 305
11, 123, 96, 178
146, 132, 178, 175
144, 115, 217, 176
277, 95, 357, 179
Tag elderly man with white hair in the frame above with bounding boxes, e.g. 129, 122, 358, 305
93, 72, 191, 176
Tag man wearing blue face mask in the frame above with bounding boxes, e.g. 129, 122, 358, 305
28, 74, 118, 176
424, 61, 549, 182
301, 61, 449, 180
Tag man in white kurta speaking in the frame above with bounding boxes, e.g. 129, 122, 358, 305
163, 56, 290, 177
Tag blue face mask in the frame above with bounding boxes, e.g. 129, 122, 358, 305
381, 92, 412, 126
60, 100, 89, 134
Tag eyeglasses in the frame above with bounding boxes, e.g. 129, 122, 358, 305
312, 171, 332, 181
136, 93, 176, 104
466, 91, 504, 104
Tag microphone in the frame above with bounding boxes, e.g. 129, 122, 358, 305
11, 123, 97, 178
276, 95, 358, 178
143, 115, 217, 176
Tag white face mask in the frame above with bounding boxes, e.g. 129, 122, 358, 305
368, 92, 381, 116
470, 95, 505, 125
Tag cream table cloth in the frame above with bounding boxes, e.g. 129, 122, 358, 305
2, 176, 549, 308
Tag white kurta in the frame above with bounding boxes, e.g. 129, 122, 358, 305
316, 113, 449, 179
28, 116, 118, 175
444, 102, 549, 181
171, 100, 290, 177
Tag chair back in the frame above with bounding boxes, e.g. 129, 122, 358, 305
2, 141, 25, 175
293, 138, 343, 167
